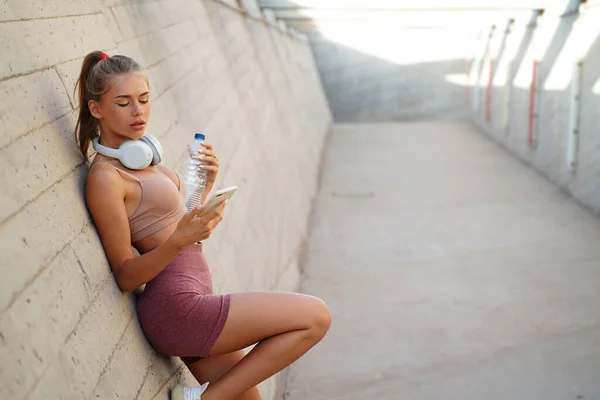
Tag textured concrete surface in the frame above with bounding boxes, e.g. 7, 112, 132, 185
0, 0, 331, 399
285, 121, 600, 400
471, 2, 600, 217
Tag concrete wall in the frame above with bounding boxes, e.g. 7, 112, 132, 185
308, 27, 476, 122
470, 1, 600, 216
0, 0, 332, 399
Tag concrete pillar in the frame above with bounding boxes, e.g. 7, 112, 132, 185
278, 20, 288, 32
220, 0, 240, 8
263, 8, 277, 25
544, 0, 581, 15
566, 60, 583, 174
240, 0, 263, 18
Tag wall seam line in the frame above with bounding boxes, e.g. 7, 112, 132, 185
133, 353, 158, 400
53, 67, 76, 110
0, 158, 83, 225
0, 11, 102, 24
2, 217, 91, 314
89, 314, 136, 397
117, 14, 202, 44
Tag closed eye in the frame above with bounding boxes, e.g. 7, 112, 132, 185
117, 100, 148, 107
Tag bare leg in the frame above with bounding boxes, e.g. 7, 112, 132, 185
201, 292, 331, 400
186, 351, 261, 400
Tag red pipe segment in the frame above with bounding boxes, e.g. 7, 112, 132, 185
485, 59, 494, 121
528, 60, 538, 147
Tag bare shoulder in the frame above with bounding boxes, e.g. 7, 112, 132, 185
86, 162, 125, 205
84, 161, 134, 272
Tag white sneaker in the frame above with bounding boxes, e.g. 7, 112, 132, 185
171, 382, 209, 400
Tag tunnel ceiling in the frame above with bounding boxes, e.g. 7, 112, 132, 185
256, 0, 576, 31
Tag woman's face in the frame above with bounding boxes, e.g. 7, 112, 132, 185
89, 72, 151, 142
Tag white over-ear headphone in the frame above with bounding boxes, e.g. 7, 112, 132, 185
92, 135, 163, 170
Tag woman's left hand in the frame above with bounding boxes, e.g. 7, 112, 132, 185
197, 142, 219, 186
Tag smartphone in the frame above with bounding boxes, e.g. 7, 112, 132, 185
197, 186, 237, 216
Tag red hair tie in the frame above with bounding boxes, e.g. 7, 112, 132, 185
99, 53, 109, 60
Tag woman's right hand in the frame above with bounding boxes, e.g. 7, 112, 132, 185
168, 201, 227, 249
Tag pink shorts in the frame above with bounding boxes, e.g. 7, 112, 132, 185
137, 243, 230, 364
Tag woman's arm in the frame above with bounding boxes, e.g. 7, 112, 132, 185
87, 164, 226, 292
115, 239, 183, 292
86, 165, 183, 292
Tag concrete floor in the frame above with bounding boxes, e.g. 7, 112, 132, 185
284, 121, 600, 400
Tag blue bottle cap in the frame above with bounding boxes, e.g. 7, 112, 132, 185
194, 133, 205, 140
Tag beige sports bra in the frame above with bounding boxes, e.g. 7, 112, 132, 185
90, 162, 187, 242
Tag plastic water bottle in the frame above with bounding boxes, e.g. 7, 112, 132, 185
181, 133, 208, 210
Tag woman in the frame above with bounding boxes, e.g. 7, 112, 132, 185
76, 51, 331, 400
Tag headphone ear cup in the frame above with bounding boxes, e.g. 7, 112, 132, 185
120, 141, 153, 170
139, 134, 163, 165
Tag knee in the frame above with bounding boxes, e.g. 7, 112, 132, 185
308, 297, 331, 339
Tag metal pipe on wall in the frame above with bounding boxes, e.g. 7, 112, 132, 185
502, 61, 512, 133
486, 59, 494, 121
528, 60, 539, 147
466, 58, 472, 105
566, 60, 583, 174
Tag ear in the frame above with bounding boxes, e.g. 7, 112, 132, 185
88, 100, 103, 119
